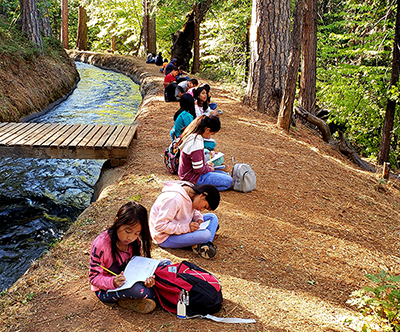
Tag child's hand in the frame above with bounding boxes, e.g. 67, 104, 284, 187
210, 151, 216, 158
190, 221, 200, 232
144, 276, 155, 288
113, 272, 126, 288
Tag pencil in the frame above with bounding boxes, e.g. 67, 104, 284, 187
97, 264, 118, 276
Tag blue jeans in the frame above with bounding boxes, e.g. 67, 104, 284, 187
95, 259, 171, 303
159, 213, 218, 248
197, 170, 233, 191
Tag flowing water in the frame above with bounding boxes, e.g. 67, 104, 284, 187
0, 62, 141, 291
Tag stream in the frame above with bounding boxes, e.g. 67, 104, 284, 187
0, 62, 141, 291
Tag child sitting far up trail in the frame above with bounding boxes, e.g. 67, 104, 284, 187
175, 78, 198, 101
160, 59, 168, 73
149, 181, 220, 259
164, 66, 178, 88
89, 201, 170, 314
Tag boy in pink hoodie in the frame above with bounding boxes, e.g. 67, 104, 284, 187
149, 181, 220, 259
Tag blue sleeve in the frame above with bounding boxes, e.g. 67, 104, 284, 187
175, 112, 194, 137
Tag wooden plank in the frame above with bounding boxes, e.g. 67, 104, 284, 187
103, 125, 125, 148
58, 124, 89, 148
13, 123, 51, 146
5, 123, 41, 145
39, 124, 72, 147
118, 124, 139, 148
0, 123, 15, 139
112, 125, 132, 147
0, 123, 30, 144
20, 123, 54, 146
84, 125, 111, 148
66, 124, 96, 147
0, 122, 9, 131
75, 124, 103, 148
32, 124, 68, 147
94, 125, 118, 148
50, 124, 86, 148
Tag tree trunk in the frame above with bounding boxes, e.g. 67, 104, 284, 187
75, 5, 87, 50
378, 0, 400, 164
20, 0, 43, 50
277, 0, 305, 132
172, 0, 212, 71
192, 4, 201, 74
192, 0, 212, 74
298, 0, 317, 114
143, 0, 156, 55
171, 11, 195, 70
148, 14, 156, 54
61, 0, 69, 49
38, 0, 52, 37
111, 23, 116, 52
243, 0, 291, 116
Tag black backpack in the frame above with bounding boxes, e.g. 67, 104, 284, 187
154, 261, 223, 317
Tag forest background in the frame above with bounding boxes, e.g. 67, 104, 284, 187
1, 0, 399, 168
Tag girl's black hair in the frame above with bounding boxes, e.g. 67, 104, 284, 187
177, 115, 221, 146
193, 86, 209, 111
173, 93, 196, 121
191, 184, 220, 210
107, 201, 152, 261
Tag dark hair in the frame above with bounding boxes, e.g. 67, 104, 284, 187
191, 184, 220, 210
107, 202, 152, 261
177, 115, 220, 146
158, 52, 162, 56
190, 78, 199, 86
170, 66, 178, 72
193, 86, 209, 110
163, 59, 168, 63
173, 93, 195, 121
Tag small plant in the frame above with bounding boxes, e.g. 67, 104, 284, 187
346, 270, 400, 332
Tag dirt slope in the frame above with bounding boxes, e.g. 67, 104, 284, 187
1, 53, 400, 332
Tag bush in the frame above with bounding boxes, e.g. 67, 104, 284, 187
346, 270, 400, 332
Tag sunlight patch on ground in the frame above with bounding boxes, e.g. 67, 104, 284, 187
219, 274, 357, 331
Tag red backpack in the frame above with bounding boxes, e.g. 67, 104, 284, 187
154, 261, 223, 317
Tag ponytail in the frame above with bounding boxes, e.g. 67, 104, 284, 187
177, 115, 220, 146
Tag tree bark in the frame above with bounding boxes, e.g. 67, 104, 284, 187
143, 0, 156, 55
38, 0, 52, 37
61, 0, 69, 49
243, 0, 291, 116
171, 11, 195, 70
75, 5, 87, 51
378, 0, 400, 164
20, 0, 43, 50
277, 0, 305, 132
192, 0, 212, 74
298, 0, 317, 115
171, 0, 212, 71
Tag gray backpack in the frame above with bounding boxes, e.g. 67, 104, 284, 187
231, 157, 256, 193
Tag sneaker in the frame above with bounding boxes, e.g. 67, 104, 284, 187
192, 242, 217, 259
117, 298, 156, 314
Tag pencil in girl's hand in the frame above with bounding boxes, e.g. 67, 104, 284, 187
97, 264, 118, 276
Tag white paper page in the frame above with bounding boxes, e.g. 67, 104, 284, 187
210, 152, 224, 162
199, 220, 210, 230
108, 256, 159, 292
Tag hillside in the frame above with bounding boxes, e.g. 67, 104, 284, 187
1, 52, 400, 332
0, 16, 78, 122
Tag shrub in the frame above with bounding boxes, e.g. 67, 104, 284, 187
346, 270, 400, 332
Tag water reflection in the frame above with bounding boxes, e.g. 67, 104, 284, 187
0, 62, 141, 291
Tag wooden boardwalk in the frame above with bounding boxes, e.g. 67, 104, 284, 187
0, 122, 138, 165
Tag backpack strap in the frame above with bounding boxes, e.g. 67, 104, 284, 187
231, 156, 237, 166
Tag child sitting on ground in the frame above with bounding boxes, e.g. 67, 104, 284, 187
89, 201, 170, 313
149, 181, 220, 259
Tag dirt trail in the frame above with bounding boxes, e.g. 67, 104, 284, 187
1, 53, 400, 332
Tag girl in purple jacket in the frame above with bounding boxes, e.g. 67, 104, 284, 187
89, 201, 169, 313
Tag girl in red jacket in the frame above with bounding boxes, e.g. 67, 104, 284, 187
89, 201, 169, 313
